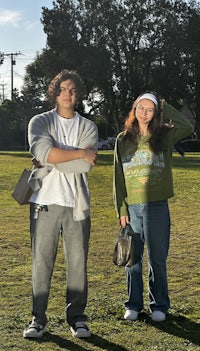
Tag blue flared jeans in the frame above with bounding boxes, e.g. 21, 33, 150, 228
125, 200, 170, 313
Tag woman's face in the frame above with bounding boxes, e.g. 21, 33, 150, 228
135, 98, 155, 127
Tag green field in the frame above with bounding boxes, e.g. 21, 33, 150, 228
0, 151, 200, 351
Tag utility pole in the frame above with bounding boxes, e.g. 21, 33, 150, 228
0, 52, 4, 65
0, 51, 22, 100
0, 82, 6, 103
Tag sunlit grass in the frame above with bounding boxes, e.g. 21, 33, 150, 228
0, 151, 200, 351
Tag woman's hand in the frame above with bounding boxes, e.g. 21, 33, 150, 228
119, 216, 129, 228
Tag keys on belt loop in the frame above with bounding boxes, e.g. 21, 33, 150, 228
33, 204, 48, 219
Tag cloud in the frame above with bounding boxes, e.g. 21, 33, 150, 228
0, 9, 22, 26
25, 20, 41, 31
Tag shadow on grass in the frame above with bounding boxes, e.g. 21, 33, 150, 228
26, 332, 128, 351
96, 152, 200, 169
83, 333, 128, 351
24, 313, 200, 349
0, 151, 31, 158
156, 314, 200, 346
172, 154, 200, 169
96, 152, 114, 166
139, 312, 200, 347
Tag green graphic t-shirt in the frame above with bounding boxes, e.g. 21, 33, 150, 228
113, 101, 193, 217
122, 136, 165, 203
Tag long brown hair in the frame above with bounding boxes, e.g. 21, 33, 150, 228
123, 92, 169, 153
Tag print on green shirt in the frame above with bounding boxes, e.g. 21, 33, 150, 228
122, 141, 164, 193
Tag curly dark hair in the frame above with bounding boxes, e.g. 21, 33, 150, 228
123, 92, 170, 153
47, 69, 86, 105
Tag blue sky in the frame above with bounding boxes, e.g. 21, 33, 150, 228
0, 0, 53, 100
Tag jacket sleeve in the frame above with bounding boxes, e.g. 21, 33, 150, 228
162, 101, 193, 144
113, 135, 128, 218
54, 120, 98, 173
28, 113, 54, 164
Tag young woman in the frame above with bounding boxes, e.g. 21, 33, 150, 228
113, 93, 193, 322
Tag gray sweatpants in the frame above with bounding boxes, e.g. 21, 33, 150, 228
30, 203, 90, 326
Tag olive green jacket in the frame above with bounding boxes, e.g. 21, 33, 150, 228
113, 101, 193, 217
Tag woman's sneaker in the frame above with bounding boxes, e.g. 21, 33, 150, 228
23, 317, 46, 338
151, 311, 166, 322
70, 321, 91, 338
124, 309, 139, 321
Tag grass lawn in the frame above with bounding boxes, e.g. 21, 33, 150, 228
0, 151, 200, 351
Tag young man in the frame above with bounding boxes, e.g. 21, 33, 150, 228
23, 69, 98, 339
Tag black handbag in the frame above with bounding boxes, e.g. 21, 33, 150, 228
113, 223, 135, 267
12, 168, 33, 205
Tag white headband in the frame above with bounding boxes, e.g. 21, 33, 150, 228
137, 93, 158, 107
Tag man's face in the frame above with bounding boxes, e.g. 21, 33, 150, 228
56, 79, 78, 110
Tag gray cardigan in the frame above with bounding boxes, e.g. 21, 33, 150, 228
28, 109, 98, 221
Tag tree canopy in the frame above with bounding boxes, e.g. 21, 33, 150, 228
1, 0, 200, 149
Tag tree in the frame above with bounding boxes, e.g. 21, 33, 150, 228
183, 2, 200, 135
20, 0, 200, 134
0, 98, 25, 149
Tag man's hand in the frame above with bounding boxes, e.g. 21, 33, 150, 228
32, 157, 42, 169
82, 149, 97, 166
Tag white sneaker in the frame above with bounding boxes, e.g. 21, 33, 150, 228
70, 321, 91, 338
124, 309, 139, 321
23, 318, 46, 338
151, 311, 166, 322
